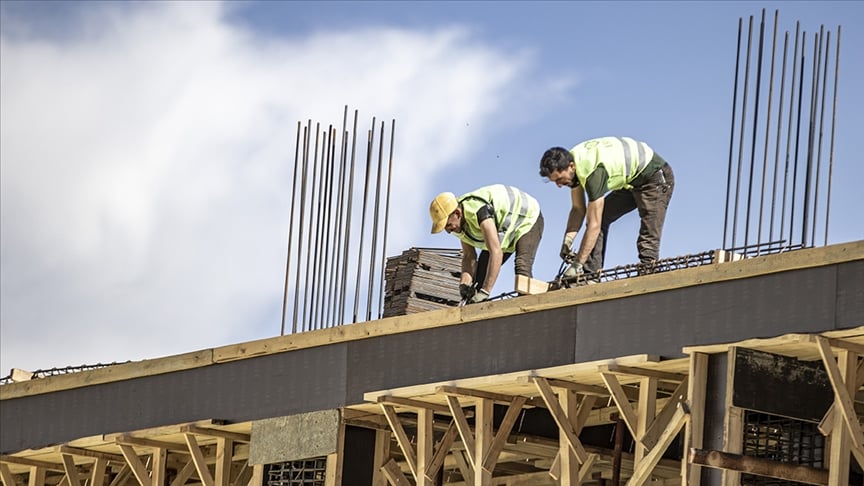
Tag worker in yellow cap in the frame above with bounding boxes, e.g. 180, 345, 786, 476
429, 184, 543, 304
539, 137, 674, 280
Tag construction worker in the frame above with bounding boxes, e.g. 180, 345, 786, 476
429, 185, 544, 304
539, 137, 674, 279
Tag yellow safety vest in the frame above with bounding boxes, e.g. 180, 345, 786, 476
454, 185, 540, 253
570, 137, 655, 190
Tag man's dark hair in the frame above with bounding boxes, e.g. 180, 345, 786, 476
539, 147, 573, 177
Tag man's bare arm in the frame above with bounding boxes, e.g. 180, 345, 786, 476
576, 197, 604, 264
478, 218, 503, 292
565, 186, 587, 240
460, 241, 477, 285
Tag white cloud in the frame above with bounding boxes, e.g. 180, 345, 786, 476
0, 2, 570, 372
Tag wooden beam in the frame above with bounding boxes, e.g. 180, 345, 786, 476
107, 465, 130, 486
453, 451, 473, 485
379, 404, 417, 480
151, 447, 166, 486
635, 377, 657, 464
427, 422, 458, 481
531, 377, 589, 464
600, 364, 686, 383
481, 396, 527, 473
379, 459, 411, 486
113, 436, 187, 453
183, 434, 214, 486
103, 420, 226, 443
819, 358, 864, 436
28, 466, 46, 486
436, 386, 543, 408
690, 449, 828, 485
682, 352, 707, 486
56, 447, 124, 464
416, 408, 433, 485
641, 377, 687, 450
117, 445, 150, 486
213, 438, 232, 486
377, 396, 451, 415
181, 426, 250, 443
475, 398, 494, 485
627, 405, 688, 486
816, 337, 864, 450
60, 454, 81, 486
248, 465, 263, 486
0, 463, 16, 486
169, 461, 196, 486
514, 274, 549, 295
600, 373, 641, 445
445, 395, 476, 469
515, 376, 614, 398
230, 464, 252, 486
371, 429, 392, 486
557, 389, 579, 485
0, 457, 62, 472
89, 458, 108, 486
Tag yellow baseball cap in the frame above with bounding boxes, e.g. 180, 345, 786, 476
429, 192, 457, 234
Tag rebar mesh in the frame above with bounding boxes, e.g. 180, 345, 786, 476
265, 458, 327, 486
741, 411, 824, 486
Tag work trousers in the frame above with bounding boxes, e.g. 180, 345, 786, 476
584, 163, 674, 274
474, 212, 544, 286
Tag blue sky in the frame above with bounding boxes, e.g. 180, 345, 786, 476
1, 1, 861, 373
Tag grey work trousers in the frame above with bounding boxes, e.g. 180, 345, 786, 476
474, 212, 544, 286
584, 163, 674, 274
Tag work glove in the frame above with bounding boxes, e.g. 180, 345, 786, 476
459, 283, 476, 301
560, 235, 575, 261
469, 289, 490, 304
563, 262, 584, 279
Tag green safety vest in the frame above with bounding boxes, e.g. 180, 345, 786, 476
454, 185, 540, 253
570, 137, 655, 191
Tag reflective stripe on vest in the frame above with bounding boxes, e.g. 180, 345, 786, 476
455, 185, 539, 253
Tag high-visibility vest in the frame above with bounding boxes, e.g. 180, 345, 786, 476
570, 137, 655, 191
454, 185, 540, 253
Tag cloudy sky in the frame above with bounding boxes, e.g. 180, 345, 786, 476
1, 1, 862, 374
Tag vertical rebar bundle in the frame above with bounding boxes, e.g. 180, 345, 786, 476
280, 107, 397, 334
722, 10, 841, 256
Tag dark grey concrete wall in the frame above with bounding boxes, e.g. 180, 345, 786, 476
2, 262, 861, 454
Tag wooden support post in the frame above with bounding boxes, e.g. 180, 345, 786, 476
820, 345, 855, 486
28, 467, 46, 486
628, 406, 688, 486
682, 352, 708, 486
60, 455, 81, 486
183, 434, 215, 486
151, 448, 167, 486
0, 463, 15, 486
248, 464, 264, 486
380, 459, 411, 486
600, 372, 640, 444
214, 439, 232, 486
380, 404, 417, 481
118, 445, 152, 486
428, 423, 458, 481
558, 389, 579, 485
474, 398, 493, 486
481, 396, 526, 474
531, 377, 589, 464
90, 458, 108, 486
446, 396, 476, 470
416, 408, 434, 486
691, 448, 829, 485
170, 461, 196, 486
636, 377, 658, 464
324, 421, 345, 486
371, 429, 392, 486
723, 348, 744, 486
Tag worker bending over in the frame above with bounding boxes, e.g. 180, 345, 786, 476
429, 185, 544, 304
539, 137, 674, 279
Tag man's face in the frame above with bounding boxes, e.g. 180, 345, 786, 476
547, 164, 576, 188
444, 210, 462, 234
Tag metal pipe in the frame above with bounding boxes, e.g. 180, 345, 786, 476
756, 10, 779, 253
366, 121, 386, 322
788, 31, 807, 249
780, 23, 801, 246
280, 121, 302, 335
291, 122, 312, 333
723, 17, 744, 249
731, 15, 754, 249
378, 120, 396, 319
302, 124, 321, 331
353, 119, 376, 323
811, 29, 830, 247
743, 9, 766, 251
769, 31, 789, 242
801, 29, 820, 248
329, 107, 349, 325
825, 26, 841, 245
339, 111, 359, 323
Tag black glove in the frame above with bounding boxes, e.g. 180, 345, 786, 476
560, 235, 575, 261
469, 289, 490, 304
459, 283, 476, 301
